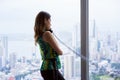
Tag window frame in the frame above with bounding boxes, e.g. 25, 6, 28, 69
81, 0, 89, 80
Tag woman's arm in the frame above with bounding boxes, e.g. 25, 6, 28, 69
43, 31, 63, 55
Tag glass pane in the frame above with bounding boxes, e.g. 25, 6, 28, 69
0, 0, 80, 80
89, 0, 120, 80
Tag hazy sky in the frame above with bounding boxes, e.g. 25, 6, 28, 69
0, 0, 120, 34
89, 0, 120, 33
0, 0, 80, 34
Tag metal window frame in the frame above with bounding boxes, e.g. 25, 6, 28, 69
81, 0, 89, 80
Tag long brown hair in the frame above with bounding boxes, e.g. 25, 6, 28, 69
34, 11, 51, 45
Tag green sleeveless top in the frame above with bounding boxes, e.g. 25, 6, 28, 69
37, 36, 61, 71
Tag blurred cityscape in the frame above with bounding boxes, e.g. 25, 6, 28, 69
0, 23, 80, 80
0, 21, 120, 80
89, 20, 120, 80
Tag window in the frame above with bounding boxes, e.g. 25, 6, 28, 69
0, 0, 80, 80
89, 0, 120, 79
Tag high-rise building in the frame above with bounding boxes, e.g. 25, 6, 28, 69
72, 23, 80, 50
71, 23, 80, 78
92, 19, 97, 38
22, 56, 26, 63
0, 35, 8, 65
117, 40, 120, 54
9, 52, 17, 68
72, 23, 81, 59
63, 54, 75, 79
0, 56, 2, 69
0, 40, 5, 68
89, 38, 97, 60
75, 58, 81, 77
89, 19, 98, 39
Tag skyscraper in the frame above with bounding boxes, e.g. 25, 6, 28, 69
72, 23, 80, 48
9, 52, 17, 68
72, 23, 80, 56
0, 35, 8, 65
117, 40, 120, 54
0, 56, 2, 69
64, 54, 75, 79
0, 41, 4, 56
93, 19, 96, 38
0, 39, 5, 68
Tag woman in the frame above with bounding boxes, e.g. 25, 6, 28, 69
34, 11, 65, 80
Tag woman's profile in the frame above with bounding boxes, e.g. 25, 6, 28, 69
34, 11, 65, 80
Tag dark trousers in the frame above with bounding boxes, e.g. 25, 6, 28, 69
40, 70, 65, 80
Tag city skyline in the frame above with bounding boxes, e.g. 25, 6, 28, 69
0, 31, 81, 80
0, 21, 120, 80
1, 0, 120, 80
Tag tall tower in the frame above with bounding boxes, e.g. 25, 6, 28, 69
72, 23, 80, 55
9, 52, 16, 68
117, 40, 120, 54
0, 40, 5, 68
64, 54, 75, 79
71, 23, 80, 78
0, 35, 8, 65
0, 41, 4, 56
93, 20, 96, 38
93, 19, 96, 38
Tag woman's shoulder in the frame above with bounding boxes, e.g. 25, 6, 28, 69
43, 31, 52, 36
42, 31, 52, 41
